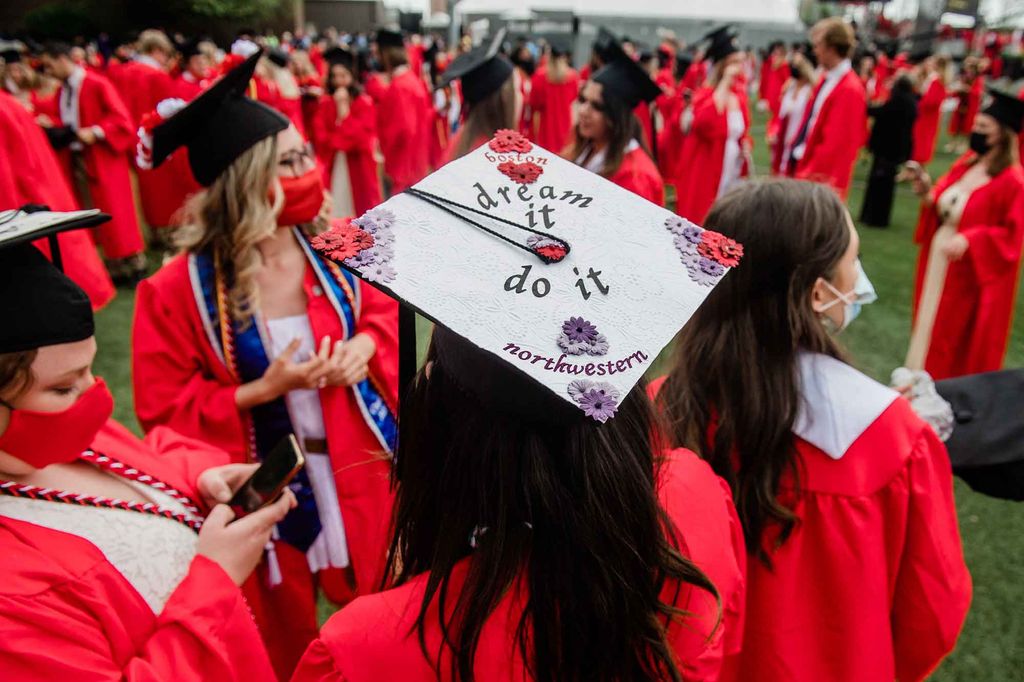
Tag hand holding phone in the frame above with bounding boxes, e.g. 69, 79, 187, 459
228, 435, 305, 518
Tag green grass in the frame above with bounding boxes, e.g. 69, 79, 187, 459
91, 109, 1024, 679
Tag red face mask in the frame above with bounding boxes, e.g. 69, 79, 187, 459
274, 168, 325, 227
0, 379, 113, 469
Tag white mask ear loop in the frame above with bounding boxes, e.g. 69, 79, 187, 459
817, 278, 854, 313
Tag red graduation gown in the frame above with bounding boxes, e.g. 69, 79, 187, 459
121, 61, 195, 229
912, 154, 1024, 378
610, 146, 665, 206
291, 448, 746, 682
673, 88, 750, 222
650, 374, 971, 682
794, 70, 867, 199
911, 76, 947, 164
49, 70, 144, 259
529, 66, 579, 153
132, 251, 398, 677
313, 93, 384, 217
0, 420, 276, 682
728, 398, 970, 682
948, 76, 983, 136
0, 90, 114, 310
376, 69, 432, 192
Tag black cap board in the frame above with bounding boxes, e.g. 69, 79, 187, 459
178, 38, 203, 60
149, 49, 289, 186
0, 208, 109, 353
1, 49, 20, 64
592, 28, 661, 109
438, 29, 513, 106
324, 46, 356, 71
267, 48, 289, 68
704, 24, 739, 63
375, 28, 404, 49
981, 87, 1024, 133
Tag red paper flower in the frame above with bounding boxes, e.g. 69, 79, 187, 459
533, 243, 568, 263
310, 221, 375, 261
489, 128, 532, 154
696, 230, 743, 268
498, 160, 543, 184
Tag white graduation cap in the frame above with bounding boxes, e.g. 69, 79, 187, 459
310, 130, 743, 422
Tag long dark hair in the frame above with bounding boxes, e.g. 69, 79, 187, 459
324, 62, 363, 99
564, 80, 650, 177
453, 74, 517, 159
657, 179, 849, 565
388, 336, 718, 682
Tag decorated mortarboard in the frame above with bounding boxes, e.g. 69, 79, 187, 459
137, 49, 289, 186
0, 208, 109, 353
375, 28, 405, 49
591, 29, 661, 109
307, 129, 743, 423
438, 29, 512, 106
324, 46, 356, 71
980, 86, 1024, 133
704, 24, 739, 63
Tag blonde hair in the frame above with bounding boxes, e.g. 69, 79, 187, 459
812, 18, 855, 59
138, 29, 173, 57
176, 136, 281, 325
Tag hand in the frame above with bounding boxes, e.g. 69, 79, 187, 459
940, 233, 969, 261
321, 333, 376, 387
258, 337, 331, 400
196, 463, 259, 509
334, 87, 351, 117
36, 114, 54, 128
76, 127, 98, 145
197, 490, 296, 586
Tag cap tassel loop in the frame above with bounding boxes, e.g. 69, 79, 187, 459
404, 187, 571, 264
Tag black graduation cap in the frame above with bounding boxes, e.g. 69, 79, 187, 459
592, 28, 661, 109
375, 28, 404, 49
907, 47, 932, 65
981, 87, 1024, 133
0, 207, 109, 353
438, 29, 512, 106
267, 47, 289, 68
178, 37, 203, 60
324, 46, 356, 71
936, 369, 1024, 501
1, 48, 20, 64
149, 49, 289, 186
676, 50, 694, 75
704, 24, 739, 63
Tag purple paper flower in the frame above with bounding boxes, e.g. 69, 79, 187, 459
557, 333, 589, 355
576, 388, 619, 423
586, 334, 610, 356
699, 257, 725, 277
567, 379, 594, 399
592, 382, 621, 400
357, 208, 396, 233
680, 249, 702, 270
686, 257, 724, 287
363, 263, 397, 284
673, 234, 698, 255
562, 316, 598, 343
682, 224, 704, 244
665, 216, 688, 235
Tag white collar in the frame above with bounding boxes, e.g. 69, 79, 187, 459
825, 59, 852, 83
575, 139, 639, 173
793, 352, 898, 460
67, 65, 86, 90
135, 54, 163, 70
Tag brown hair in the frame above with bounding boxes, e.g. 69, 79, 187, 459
563, 81, 652, 178
453, 75, 517, 159
656, 179, 849, 565
975, 121, 1019, 177
138, 29, 174, 57
0, 350, 38, 402
381, 45, 408, 71
812, 18, 856, 59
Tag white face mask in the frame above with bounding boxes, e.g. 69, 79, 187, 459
818, 259, 877, 331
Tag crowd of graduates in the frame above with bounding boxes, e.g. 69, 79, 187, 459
1, 12, 1024, 682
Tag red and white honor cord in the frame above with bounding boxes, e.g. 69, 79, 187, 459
0, 451, 204, 532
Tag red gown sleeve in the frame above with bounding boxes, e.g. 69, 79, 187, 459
795, 81, 866, 194
92, 76, 137, 153
960, 178, 1024, 286
291, 639, 350, 682
0, 556, 272, 682
690, 92, 728, 141
890, 425, 972, 682
355, 280, 400, 407
132, 275, 247, 456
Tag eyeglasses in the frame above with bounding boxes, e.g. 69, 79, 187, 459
576, 93, 605, 113
278, 142, 316, 177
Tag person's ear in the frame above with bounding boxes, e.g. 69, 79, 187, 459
810, 277, 833, 314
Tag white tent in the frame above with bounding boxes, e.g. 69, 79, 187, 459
453, 0, 801, 27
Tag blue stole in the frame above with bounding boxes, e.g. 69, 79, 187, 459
189, 228, 397, 553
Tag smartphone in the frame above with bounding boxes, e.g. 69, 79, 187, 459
228, 435, 305, 517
